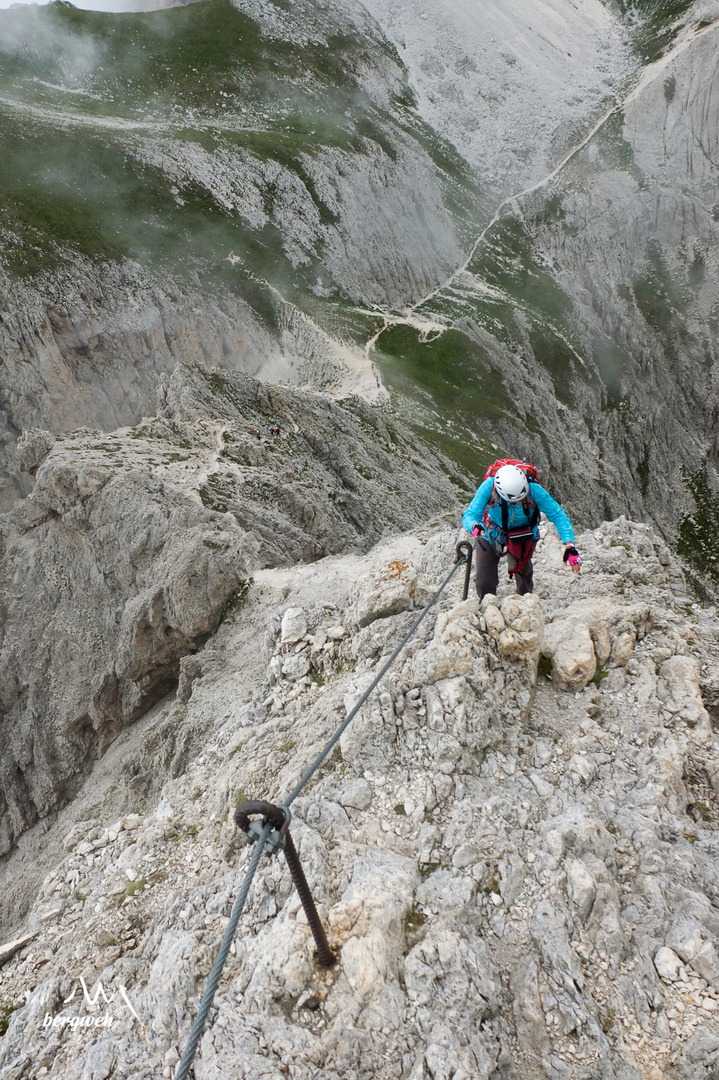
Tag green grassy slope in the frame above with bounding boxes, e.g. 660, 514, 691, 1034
0, 0, 484, 314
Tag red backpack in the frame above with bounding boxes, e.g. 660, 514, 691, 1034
482, 459, 540, 575
483, 458, 540, 484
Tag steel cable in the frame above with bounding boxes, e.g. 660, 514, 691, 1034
176, 542, 472, 1076
284, 552, 469, 806
175, 821, 272, 1080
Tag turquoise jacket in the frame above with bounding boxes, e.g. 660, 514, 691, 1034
463, 479, 575, 553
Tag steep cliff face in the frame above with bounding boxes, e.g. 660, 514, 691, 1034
3, 0, 716, 564
0, 0, 481, 507
358, 0, 630, 191
1, 518, 719, 1080
369, 1, 719, 571
0, 363, 463, 858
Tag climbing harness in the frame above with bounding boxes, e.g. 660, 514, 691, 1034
176, 539, 476, 1080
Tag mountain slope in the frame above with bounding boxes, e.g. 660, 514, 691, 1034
0, 362, 465, 859
1, 516, 719, 1079
0, 0, 483, 507
368, 2, 719, 581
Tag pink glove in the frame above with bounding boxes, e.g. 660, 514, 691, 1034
563, 545, 581, 572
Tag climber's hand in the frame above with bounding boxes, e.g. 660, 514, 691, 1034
563, 545, 581, 573
471, 524, 482, 538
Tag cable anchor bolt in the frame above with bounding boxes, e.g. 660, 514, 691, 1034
455, 540, 474, 601
234, 800, 336, 968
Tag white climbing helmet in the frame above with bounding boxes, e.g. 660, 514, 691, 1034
494, 464, 529, 503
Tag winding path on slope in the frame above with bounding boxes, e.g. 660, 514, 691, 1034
362, 15, 719, 360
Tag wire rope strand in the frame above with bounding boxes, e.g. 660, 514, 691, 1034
176, 821, 273, 1080
285, 554, 467, 806
176, 541, 474, 1076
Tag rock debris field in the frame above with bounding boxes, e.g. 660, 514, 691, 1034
2, 516, 719, 1080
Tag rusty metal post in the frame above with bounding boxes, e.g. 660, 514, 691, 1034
234, 801, 336, 968
455, 540, 474, 601
282, 830, 336, 967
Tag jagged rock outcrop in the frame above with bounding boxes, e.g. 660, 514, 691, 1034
1, 517, 718, 1080
0, 363, 461, 857
0, 262, 386, 511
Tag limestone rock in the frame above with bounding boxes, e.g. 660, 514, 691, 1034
0, 364, 461, 854
402, 642, 473, 686
0, 932, 37, 967
481, 597, 506, 638
15, 429, 56, 476
543, 617, 597, 692
657, 655, 712, 737
280, 608, 307, 645
0, 516, 718, 1080
566, 858, 596, 922
348, 560, 418, 629
667, 920, 705, 964
654, 946, 684, 982
339, 779, 373, 812
690, 940, 719, 989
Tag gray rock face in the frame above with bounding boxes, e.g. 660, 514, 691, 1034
0, 0, 481, 510
1, 517, 718, 1080
0, 363, 460, 856
524, 13, 719, 536
360, 0, 630, 191
0, 438, 254, 857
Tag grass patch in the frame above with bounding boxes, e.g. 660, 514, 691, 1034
602, 1006, 616, 1033
373, 325, 513, 475
631, 240, 688, 353
687, 800, 711, 822
419, 863, 440, 880
220, 578, 254, 623
482, 870, 501, 896
594, 109, 643, 182
677, 467, 719, 585
0, 0, 483, 347
538, 654, 553, 681
614, 0, 697, 62
592, 662, 609, 687
403, 905, 426, 934
124, 877, 146, 896
0, 1004, 20, 1037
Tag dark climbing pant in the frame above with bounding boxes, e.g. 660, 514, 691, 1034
475, 538, 533, 601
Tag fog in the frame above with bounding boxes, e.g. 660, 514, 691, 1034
0, 0, 189, 11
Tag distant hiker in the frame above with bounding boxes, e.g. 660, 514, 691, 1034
252, 428, 261, 441
274, 425, 281, 437
463, 459, 581, 600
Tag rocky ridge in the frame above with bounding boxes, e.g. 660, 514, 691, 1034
0, 361, 461, 860
1, 516, 719, 1079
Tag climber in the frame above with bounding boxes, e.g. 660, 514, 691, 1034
463, 461, 581, 600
